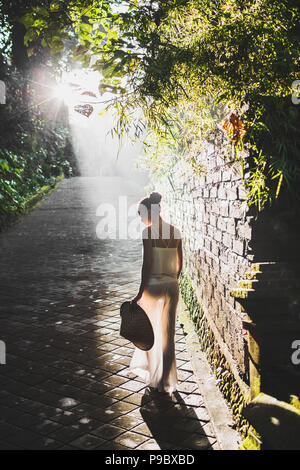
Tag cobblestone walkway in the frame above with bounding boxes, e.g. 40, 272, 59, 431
0, 176, 218, 450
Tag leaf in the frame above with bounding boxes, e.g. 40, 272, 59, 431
74, 104, 94, 118
24, 28, 38, 46
50, 1, 61, 12
74, 44, 90, 56
98, 108, 109, 116
19, 13, 35, 29
222, 112, 246, 145
0, 159, 9, 171
27, 46, 35, 57
49, 37, 64, 54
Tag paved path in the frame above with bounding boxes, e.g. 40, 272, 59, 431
0, 177, 218, 450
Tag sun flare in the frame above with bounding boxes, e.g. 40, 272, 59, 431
52, 83, 74, 105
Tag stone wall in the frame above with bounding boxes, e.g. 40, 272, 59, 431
155, 134, 253, 383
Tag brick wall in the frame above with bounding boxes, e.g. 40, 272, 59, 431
155, 136, 253, 380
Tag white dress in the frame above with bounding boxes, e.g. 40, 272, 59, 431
129, 235, 180, 394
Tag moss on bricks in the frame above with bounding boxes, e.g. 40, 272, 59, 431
179, 270, 260, 449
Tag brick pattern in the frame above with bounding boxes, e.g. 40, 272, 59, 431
156, 139, 253, 376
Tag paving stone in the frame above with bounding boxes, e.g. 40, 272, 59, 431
96, 343, 119, 352
104, 387, 132, 401
99, 362, 127, 373
136, 439, 161, 450
131, 422, 152, 437
178, 361, 194, 372
125, 408, 144, 421
103, 375, 129, 387
177, 382, 199, 394
48, 423, 86, 443
183, 394, 205, 407
102, 401, 138, 421
57, 397, 80, 409
91, 423, 125, 440
0, 422, 20, 439
114, 356, 131, 366
97, 441, 131, 450
201, 421, 216, 438
120, 380, 147, 392
110, 414, 142, 430
188, 406, 211, 422
181, 433, 216, 450
32, 419, 63, 436
25, 437, 63, 450
73, 416, 103, 433
70, 403, 99, 416
123, 393, 145, 406
114, 431, 148, 449
58, 444, 81, 450
178, 370, 194, 381
70, 434, 107, 450
5, 429, 44, 447
48, 409, 80, 426
0, 440, 22, 450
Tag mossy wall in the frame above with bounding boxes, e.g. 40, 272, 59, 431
179, 270, 260, 449
153, 137, 300, 449
155, 138, 253, 377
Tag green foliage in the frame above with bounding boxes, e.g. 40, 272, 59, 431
0, 148, 56, 216
17, 0, 300, 209
0, 69, 72, 219
0, 1, 78, 222
244, 96, 300, 209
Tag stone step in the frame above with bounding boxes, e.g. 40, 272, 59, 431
244, 271, 262, 280
230, 288, 255, 300
238, 278, 300, 290
244, 270, 297, 281
243, 319, 300, 334
230, 287, 300, 300
243, 393, 300, 450
238, 279, 259, 289
250, 262, 277, 272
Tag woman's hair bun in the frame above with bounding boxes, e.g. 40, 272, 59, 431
149, 191, 162, 204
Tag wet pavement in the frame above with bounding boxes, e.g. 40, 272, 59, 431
0, 176, 218, 450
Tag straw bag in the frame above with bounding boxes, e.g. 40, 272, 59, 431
120, 301, 154, 351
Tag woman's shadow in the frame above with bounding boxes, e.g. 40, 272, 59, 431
140, 388, 213, 450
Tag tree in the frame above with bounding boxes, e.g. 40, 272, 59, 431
0, 0, 74, 223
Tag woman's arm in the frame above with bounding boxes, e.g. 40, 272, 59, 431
132, 233, 152, 303
177, 238, 183, 279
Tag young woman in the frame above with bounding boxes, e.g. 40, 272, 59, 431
130, 191, 183, 394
